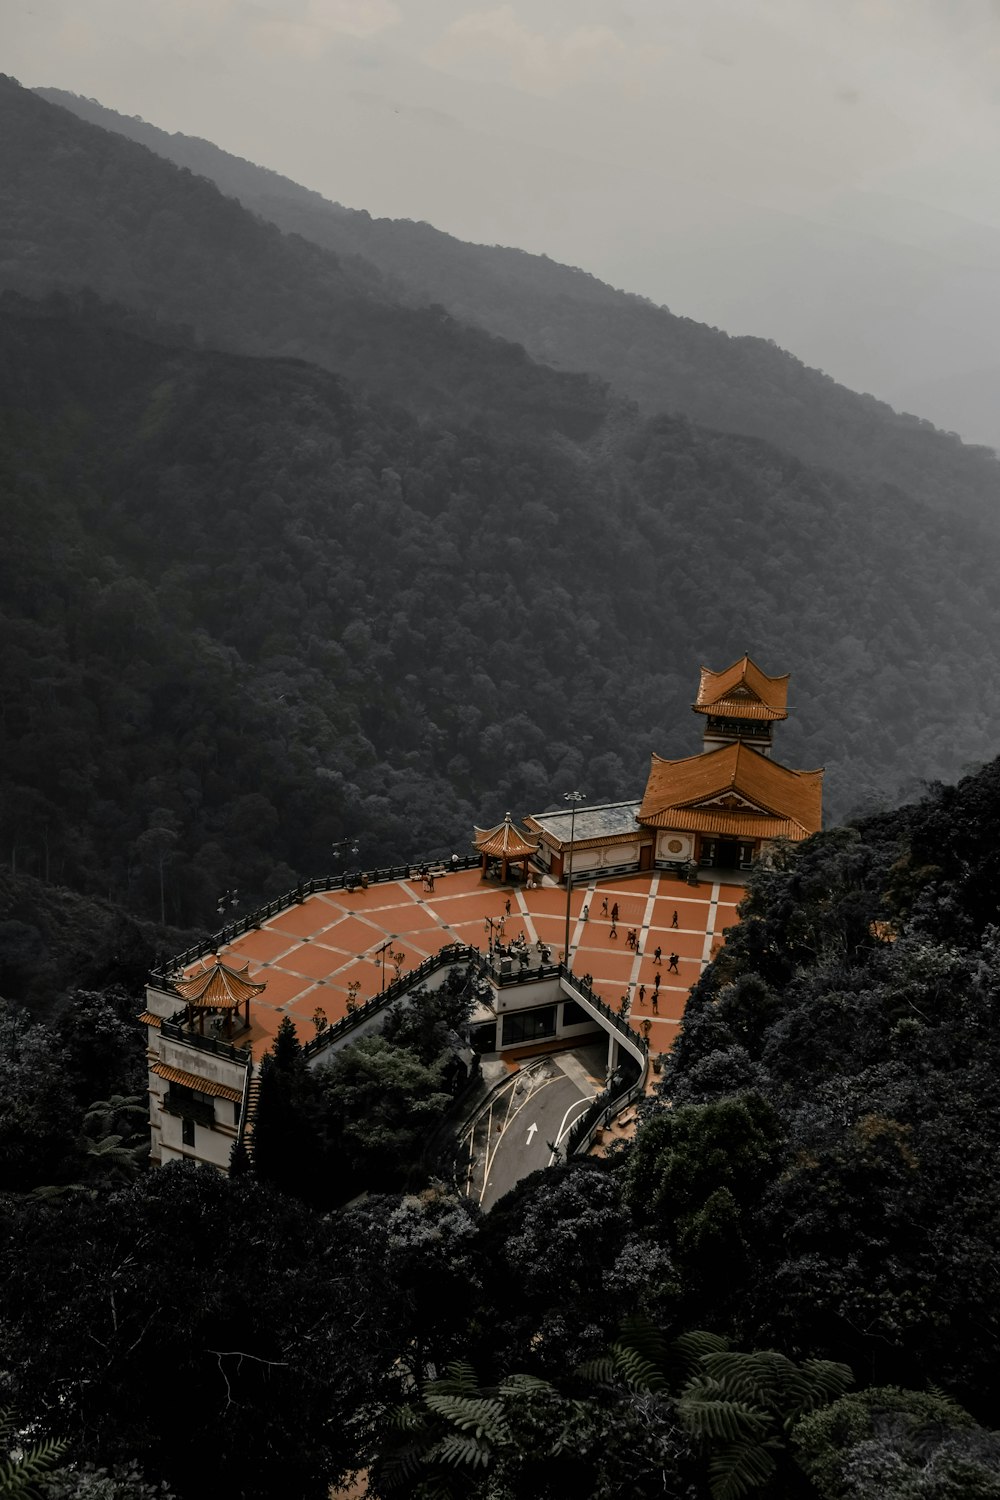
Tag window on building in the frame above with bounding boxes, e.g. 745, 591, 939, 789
182, 1117, 195, 1147
501, 1005, 556, 1046
562, 1000, 590, 1028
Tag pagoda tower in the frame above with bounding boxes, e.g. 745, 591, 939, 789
693, 653, 789, 757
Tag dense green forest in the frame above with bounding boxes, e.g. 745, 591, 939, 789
38, 85, 1000, 526
3, 75, 1000, 940
4, 285, 1000, 936
3, 66, 1000, 1500
4, 763, 1000, 1497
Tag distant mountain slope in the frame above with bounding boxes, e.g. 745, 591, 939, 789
38, 87, 1000, 527
0, 76, 605, 442
5, 292, 1000, 927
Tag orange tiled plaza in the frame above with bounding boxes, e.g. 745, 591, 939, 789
145, 655, 823, 1170
177, 865, 745, 1060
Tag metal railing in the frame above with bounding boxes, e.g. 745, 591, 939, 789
565, 1066, 645, 1157
147, 855, 482, 988
301, 943, 481, 1060
159, 1016, 253, 1064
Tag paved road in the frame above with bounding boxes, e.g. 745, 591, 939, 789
457, 1057, 598, 1211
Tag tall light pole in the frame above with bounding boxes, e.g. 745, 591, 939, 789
373, 936, 395, 994
562, 790, 586, 971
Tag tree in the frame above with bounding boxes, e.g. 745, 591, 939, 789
793, 1386, 1000, 1500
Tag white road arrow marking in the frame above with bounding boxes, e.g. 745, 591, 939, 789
526, 1122, 538, 1144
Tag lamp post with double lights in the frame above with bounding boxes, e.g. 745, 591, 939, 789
561, 790, 586, 971
216, 888, 239, 917
373, 936, 395, 994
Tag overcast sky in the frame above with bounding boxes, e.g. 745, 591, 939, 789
6, 0, 1000, 446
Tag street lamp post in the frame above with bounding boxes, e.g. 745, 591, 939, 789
562, 790, 586, 971
331, 836, 360, 862
373, 936, 395, 994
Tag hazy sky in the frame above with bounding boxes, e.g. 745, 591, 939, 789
6, 0, 1000, 444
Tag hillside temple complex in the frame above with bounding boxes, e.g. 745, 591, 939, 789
143, 655, 823, 1172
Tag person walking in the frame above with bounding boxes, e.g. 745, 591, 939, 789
651, 988, 659, 1014
611, 902, 619, 925
505, 897, 511, 916
601, 896, 609, 918
653, 945, 662, 966
638, 983, 646, 1005
668, 952, 679, 973
609, 923, 618, 940
671, 909, 679, 928
581, 904, 589, 921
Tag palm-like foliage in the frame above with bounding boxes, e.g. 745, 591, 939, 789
0, 1408, 67, 1499
675, 1336, 853, 1500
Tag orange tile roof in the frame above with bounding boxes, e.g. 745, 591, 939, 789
474, 813, 539, 859
139, 1011, 162, 1028
638, 742, 823, 840
693, 654, 789, 721
150, 1062, 243, 1102
172, 957, 267, 1010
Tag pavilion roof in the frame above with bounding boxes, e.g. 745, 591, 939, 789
693, 654, 789, 721
473, 813, 539, 859
638, 742, 823, 841
172, 956, 266, 1010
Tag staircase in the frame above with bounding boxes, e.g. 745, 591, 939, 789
240, 1069, 262, 1163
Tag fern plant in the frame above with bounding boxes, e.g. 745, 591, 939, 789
675, 1337, 853, 1500
0, 1408, 67, 1499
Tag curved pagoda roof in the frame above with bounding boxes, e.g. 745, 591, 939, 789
694, 654, 789, 722
172, 956, 266, 1011
638, 742, 823, 842
474, 812, 539, 860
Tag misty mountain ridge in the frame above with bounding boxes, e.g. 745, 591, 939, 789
37, 85, 1000, 518
4, 75, 1000, 925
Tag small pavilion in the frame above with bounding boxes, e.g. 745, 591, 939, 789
473, 813, 539, 883
170, 955, 266, 1037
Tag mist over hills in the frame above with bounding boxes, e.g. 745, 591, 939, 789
3, 75, 1000, 930
37, 85, 1000, 524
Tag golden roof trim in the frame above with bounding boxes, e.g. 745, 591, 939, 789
173, 956, 266, 1008
150, 1062, 243, 1102
694, 655, 789, 718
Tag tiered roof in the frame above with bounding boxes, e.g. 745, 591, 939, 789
694, 654, 789, 722
172, 956, 266, 1011
473, 812, 538, 859
638, 742, 823, 842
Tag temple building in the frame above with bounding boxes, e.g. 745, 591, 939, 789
528, 654, 822, 877
140, 652, 820, 1174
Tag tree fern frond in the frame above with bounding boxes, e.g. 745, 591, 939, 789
434, 1431, 492, 1470
576, 1357, 617, 1386
678, 1396, 772, 1445
798, 1359, 854, 1405
498, 1373, 556, 1398
422, 1392, 510, 1445
610, 1343, 668, 1394
618, 1312, 671, 1369
430, 1360, 480, 1396
385, 1402, 430, 1435
707, 1436, 781, 1500
0, 1436, 69, 1497
674, 1330, 731, 1373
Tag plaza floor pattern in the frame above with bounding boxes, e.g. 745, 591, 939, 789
187, 869, 744, 1061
